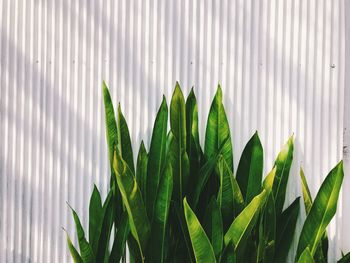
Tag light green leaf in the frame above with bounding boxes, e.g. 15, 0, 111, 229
296, 161, 344, 259
204, 85, 233, 172
113, 150, 150, 260
274, 197, 300, 263
203, 198, 223, 260
146, 96, 168, 223
272, 135, 294, 216
170, 83, 190, 203
88, 185, 103, 255
263, 167, 277, 193
217, 156, 244, 230
297, 248, 315, 263
117, 104, 135, 174
148, 162, 173, 263
136, 141, 148, 201
183, 198, 217, 263
236, 131, 264, 203
224, 190, 267, 251
65, 230, 83, 263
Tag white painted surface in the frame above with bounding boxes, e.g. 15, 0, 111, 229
0, 0, 348, 262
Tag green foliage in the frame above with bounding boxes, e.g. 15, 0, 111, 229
67, 82, 346, 263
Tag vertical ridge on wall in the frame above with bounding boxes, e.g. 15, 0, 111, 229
0, 0, 347, 262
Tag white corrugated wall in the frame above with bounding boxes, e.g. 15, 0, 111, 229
0, 0, 349, 262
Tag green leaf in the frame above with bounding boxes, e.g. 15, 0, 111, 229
263, 167, 277, 193
183, 198, 217, 263
148, 162, 173, 262
338, 252, 350, 263
272, 135, 294, 216
274, 197, 300, 263
204, 85, 233, 172
69, 206, 95, 263
113, 150, 150, 260
186, 88, 203, 185
297, 248, 315, 263
136, 141, 148, 200
117, 104, 135, 174
300, 167, 328, 263
224, 190, 267, 251
169, 83, 190, 203
236, 131, 264, 203
65, 230, 83, 263
96, 192, 114, 262
203, 197, 223, 259
258, 193, 276, 263
109, 212, 129, 263
217, 156, 244, 230
146, 96, 168, 223
296, 161, 344, 259
102, 81, 118, 167
88, 185, 103, 255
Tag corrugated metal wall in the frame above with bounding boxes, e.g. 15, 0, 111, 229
0, 0, 348, 262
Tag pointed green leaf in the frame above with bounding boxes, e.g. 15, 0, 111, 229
338, 252, 350, 263
109, 212, 129, 263
170, 83, 190, 203
297, 248, 315, 263
204, 85, 233, 171
258, 193, 276, 263
203, 197, 223, 259
183, 198, 217, 263
65, 231, 83, 263
117, 104, 135, 174
274, 197, 300, 262
224, 190, 267, 251
70, 207, 95, 263
136, 141, 148, 200
146, 96, 168, 222
148, 162, 173, 262
113, 150, 150, 260
296, 161, 344, 259
217, 156, 244, 230
263, 167, 277, 193
236, 132, 264, 203
88, 185, 103, 255
272, 136, 294, 216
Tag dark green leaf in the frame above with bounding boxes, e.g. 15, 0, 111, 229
338, 252, 350, 263
236, 132, 263, 203
296, 161, 344, 259
88, 185, 103, 255
109, 212, 129, 263
146, 96, 168, 223
183, 198, 217, 263
204, 85, 233, 172
136, 141, 148, 200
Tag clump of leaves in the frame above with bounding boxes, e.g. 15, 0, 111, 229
66, 82, 348, 263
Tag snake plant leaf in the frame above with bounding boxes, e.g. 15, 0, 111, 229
88, 185, 103, 255
203, 197, 223, 259
272, 135, 294, 216
257, 193, 276, 263
146, 96, 168, 222
109, 212, 129, 263
65, 230, 83, 263
69, 206, 95, 263
113, 150, 150, 260
274, 197, 300, 262
224, 190, 267, 251
102, 81, 118, 167
236, 131, 263, 203
297, 248, 315, 263
296, 161, 344, 260
136, 141, 148, 201
183, 198, 217, 263
96, 192, 114, 262
217, 156, 244, 230
263, 167, 277, 193
338, 252, 350, 263
300, 167, 328, 263
186, 88, 203, 185
148, 162, 173, 263
117, 104, 135, 174
169, 83, 190, 203
204, 85, 233, 172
